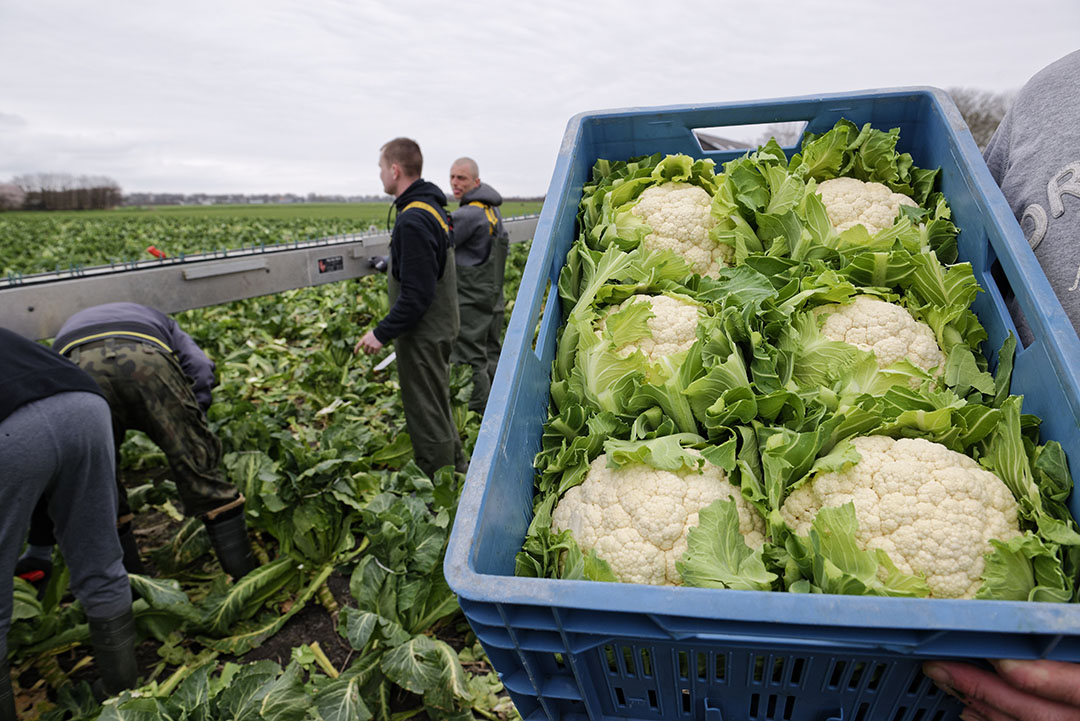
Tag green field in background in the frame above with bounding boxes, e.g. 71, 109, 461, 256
0, 201, 543, 275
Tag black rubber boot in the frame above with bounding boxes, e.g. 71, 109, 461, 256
0, 659, 16, 721
87, 608, 138, 696
204, 506, 256, 579
117, 523, 145, 575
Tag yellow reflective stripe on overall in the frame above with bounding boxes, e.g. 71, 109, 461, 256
467, 201, 498, 235
402, 201, 449, 233
58, 331, 173, 356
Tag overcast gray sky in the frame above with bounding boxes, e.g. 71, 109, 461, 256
1, 1, 1077, 198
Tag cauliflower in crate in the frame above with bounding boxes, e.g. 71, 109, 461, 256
562, 289, 707, 434
813, 295, 945, 376
630, 182, 733, 277
780, 435, 1021, 599
600, 292, 701, 363
551, 450, 765, 586
815, 177, 918, 235
578, 153, 734, 277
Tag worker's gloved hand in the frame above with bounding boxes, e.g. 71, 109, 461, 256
14, 556, 53, 600
369, 255, 388, 273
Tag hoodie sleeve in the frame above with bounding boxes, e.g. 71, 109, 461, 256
163, 318, 217, 411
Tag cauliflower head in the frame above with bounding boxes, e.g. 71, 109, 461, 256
816, 177, 918, 235
780, 435, 1021, 599
814, 295, 945, 375
631, 182, 733, 277
551, 452, 765, 585
605, 294, 700, 362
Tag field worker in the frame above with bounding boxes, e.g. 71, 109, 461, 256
448, 157, 511, 414
19, 302, 256, 581
1, 328, 136, 717
921, 49, 1080, 721
355, 138, 465, 476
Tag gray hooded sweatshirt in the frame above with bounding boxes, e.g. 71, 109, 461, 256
983, 49, 1080, 340
451, 182, 505, 267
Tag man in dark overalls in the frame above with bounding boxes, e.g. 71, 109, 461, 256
17, 303, 256, 581
355, 137, 464, 477
1, 329, 136, 719
448, 157, 510, 414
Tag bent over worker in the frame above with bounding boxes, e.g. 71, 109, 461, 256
355, 138, 465, 477
22, 302, 256, 580
448, 157, 510, 414
1, 328, 136, 720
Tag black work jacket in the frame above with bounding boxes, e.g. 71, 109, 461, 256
0, 327, 103, 423
373, 179, 452, 343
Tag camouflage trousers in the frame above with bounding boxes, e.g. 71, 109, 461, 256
68, 338, 239, 517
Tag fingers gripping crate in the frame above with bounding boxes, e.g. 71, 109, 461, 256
445, 88, 1080, 721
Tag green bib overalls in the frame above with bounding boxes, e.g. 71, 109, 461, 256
388, 202, 463, 476
452, 201, 509, 413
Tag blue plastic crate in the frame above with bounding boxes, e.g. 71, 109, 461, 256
445, 88, 1080, 721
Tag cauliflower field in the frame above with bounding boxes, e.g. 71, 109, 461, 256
1, 203, 537, 721
517, 119, 1080, 603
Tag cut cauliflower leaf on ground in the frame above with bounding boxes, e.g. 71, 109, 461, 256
816, 177, 918, 235
813, 295, 945, 377
627, 182, 734, 277
550, 449, 765, 586
780, 435, 1021, 599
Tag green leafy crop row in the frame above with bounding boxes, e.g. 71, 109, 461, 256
7, 208, 534, 720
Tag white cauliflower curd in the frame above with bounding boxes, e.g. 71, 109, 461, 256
816, 177, 918, 235
780, 435, 1021, 599
551, 452, 765, 586
604, 294, 700, 362
631, 182, 733, 277
814, 295, 945, 375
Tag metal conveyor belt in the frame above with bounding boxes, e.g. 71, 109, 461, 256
1, 215, 539, 340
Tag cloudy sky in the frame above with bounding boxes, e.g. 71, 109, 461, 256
1, 1, 1077, 198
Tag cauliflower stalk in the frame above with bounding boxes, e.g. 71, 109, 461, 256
780, 435, 1021, 599
551, 449, 765, 586
816, 176, 918, 235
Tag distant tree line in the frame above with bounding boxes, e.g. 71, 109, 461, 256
123, 191, 390, 207
0, 173, 122, 211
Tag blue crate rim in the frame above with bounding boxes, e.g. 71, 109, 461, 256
447, 87, 1080, 642
564, 84, 961, 124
